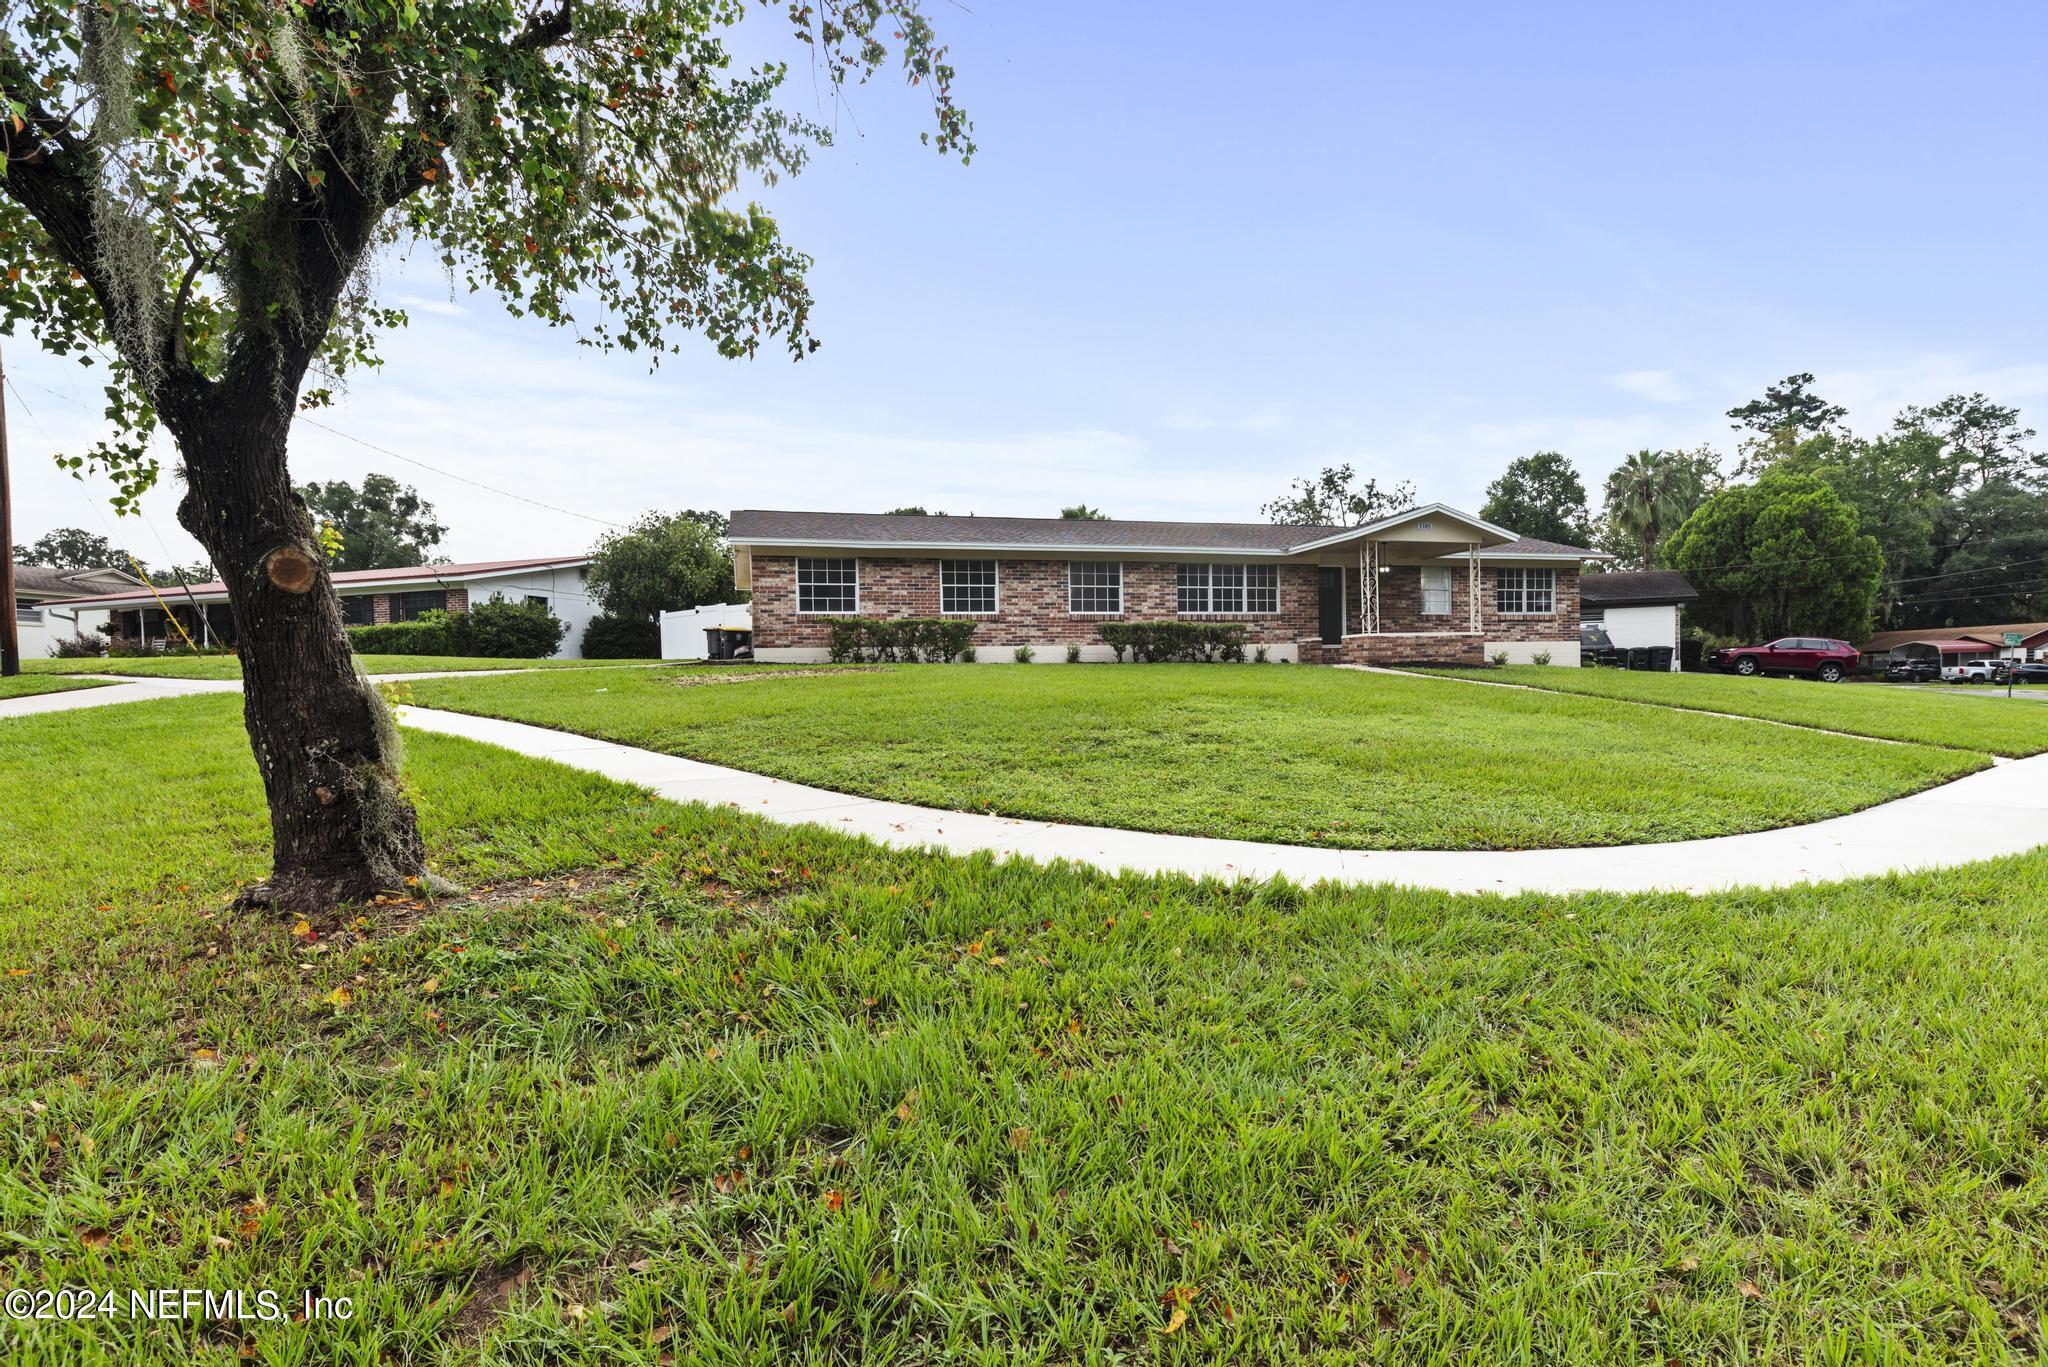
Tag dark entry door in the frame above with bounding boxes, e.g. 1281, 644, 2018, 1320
1317, 567, 1343, 645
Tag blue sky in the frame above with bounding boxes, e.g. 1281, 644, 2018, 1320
9, 0, 2048, 564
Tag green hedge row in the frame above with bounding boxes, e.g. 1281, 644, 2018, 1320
344, 597, 567, 659
581, 615, 662, 659
824, 617, 978, 663
1096, 621, 1248, 663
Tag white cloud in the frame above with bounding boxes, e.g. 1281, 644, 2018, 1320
1604, 369, 1689, 403
1815, 357, 2048, 428
1160, 409, 1289, 433
393, 293, 469, 318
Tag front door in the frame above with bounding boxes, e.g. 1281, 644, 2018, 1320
1317, 567, 1344, 645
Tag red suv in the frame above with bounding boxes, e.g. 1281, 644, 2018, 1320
1708, 637, 1860, 682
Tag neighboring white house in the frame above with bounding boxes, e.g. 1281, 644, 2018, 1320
1579, 569, 1697, 671
658, 602, 753, 659
11, 564, 150, 658
56, 556, 602, 658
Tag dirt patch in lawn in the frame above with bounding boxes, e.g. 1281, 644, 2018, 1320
665, 666, 881, 687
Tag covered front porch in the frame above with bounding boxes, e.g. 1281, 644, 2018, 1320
108, 601, 237, 652
1289, 505, 1504, 666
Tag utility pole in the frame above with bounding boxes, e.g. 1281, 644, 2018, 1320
0, 342, 18, 677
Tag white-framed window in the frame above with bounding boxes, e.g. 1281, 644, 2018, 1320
940, 559, 998, 615
1176, 563, 1280, 615
1245, 564, 1278, 613
796, 557, 858, 614
1068, 562, 1123, 614
1494, 566, 1555, 616
1419, 566, 1453, 616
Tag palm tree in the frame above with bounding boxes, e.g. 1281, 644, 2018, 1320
1604, 450, 1705, 569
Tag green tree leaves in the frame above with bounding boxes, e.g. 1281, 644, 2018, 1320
1479, 451, 1592, 546
297, 474, 447, 573
1665, 473, 1883, 642
587, 510, 738, 620
1262, 465, 1416, 528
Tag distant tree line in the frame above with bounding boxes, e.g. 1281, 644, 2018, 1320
1252, 374, 2048, 643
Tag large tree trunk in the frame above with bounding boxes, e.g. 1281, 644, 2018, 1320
167, 392, 425, 914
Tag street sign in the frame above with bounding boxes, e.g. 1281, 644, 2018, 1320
2005, 632, 2025, 646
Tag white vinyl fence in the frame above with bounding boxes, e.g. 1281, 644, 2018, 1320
657, 603, 752, 660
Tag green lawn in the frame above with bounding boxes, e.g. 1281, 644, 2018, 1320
0, 674, 109, 700
5, 696, 2047, 1363
401, 664, 1985, 851
1439, 666, 2048, 758
23, 654, 664, 680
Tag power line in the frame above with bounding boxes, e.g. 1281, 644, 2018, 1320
293, 415, 625, 530
9, 374, 627, 536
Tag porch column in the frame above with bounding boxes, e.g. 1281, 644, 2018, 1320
1361, 540, 1381, 634
1467, 544, 1481, 632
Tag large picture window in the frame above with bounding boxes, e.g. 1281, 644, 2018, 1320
1068, 562, 1123, 614
340, 595, 375, 627
1419, 566, 1453, 616
940, 560, 998, 615
1494, 567, 1555, 616
394, 590, 448, 622
1177, 563, 1280, 614
796, 557, 858, 614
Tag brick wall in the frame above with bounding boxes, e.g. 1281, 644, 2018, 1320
1309, 634, 1487, 666
748, 555, 1578, 655
751, 555, 1320, 650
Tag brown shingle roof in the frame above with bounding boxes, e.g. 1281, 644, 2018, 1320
726, 507, 1590, 557
727, 509, 1340, 552
1472, 536, 1606, 558
1579, 569, 1698, 606
12, 565, 146, 600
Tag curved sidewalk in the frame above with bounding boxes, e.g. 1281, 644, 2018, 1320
10, 674, 2047, 895
394, 706, 2048, 896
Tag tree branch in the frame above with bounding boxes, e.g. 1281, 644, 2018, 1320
514, 1, 577, 52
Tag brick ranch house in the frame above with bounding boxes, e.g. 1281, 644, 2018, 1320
52, 556, 599, 657
729, 506, 1604, 666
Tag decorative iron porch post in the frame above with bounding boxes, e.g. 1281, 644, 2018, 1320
1467, 543, 1481, 633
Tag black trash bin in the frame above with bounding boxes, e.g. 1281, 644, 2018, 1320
704, 626, 754, 661
1646, 646, 1674, 673
1626, 647, 1651, 670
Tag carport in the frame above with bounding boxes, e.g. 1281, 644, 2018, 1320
1890, 639, 1996, 667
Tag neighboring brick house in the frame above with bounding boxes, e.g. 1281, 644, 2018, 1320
55, 556, 600, 658
729, 506, 1602, 665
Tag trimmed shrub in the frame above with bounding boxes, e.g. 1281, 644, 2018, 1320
582, 615, 661, 659
1095, 621, 1248, 663
1490, 650, 1509, 666
1014, 644, 1035, 664
1065, 644, 1082, 664
345, 598, 566, 659
1531, 650, 1551, 667
823, 617, 976, 663
53, 632, 108, 659
463, 595, 567, 658
347, 616, 462, 656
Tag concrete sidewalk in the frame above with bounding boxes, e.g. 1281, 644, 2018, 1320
396, 706, 2048, 896
9, 673, 2047, 895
